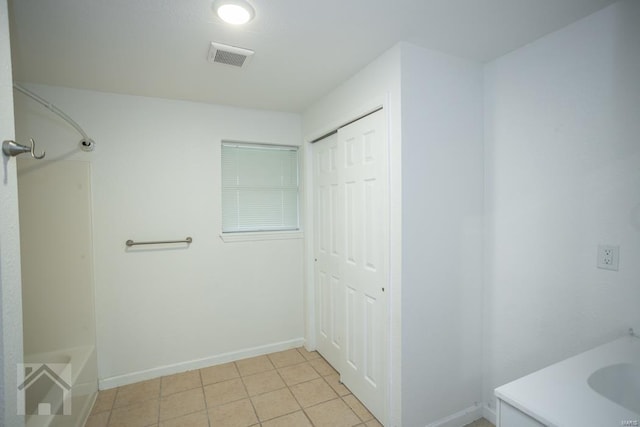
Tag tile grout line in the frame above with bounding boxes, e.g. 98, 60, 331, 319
156, 377, 162, 426
197, 368, 212, 427
105, 388, 117, 427
304, 353, 375, 425
156, 371, 208, 425
237, 360, 262, 426
290, 370, 348, 426
246, 351, 320, 425
341, 393, 372, 423
278, 363, 309, 425
252, 357, 299, 425
296, 376, 335, 427
294, 347, 321, 427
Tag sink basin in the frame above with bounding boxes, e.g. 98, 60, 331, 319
588, 363, 640, 415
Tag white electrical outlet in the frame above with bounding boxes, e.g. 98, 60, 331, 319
597, 244, 619, 271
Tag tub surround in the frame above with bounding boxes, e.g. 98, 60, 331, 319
23, 346, 97, 427
495, 334, 640, 427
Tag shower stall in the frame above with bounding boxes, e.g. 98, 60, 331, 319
13, 84, 98, 427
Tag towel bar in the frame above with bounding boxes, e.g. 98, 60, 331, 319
126, 237, 192, 247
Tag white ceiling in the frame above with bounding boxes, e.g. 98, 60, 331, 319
9, 0, 617, 112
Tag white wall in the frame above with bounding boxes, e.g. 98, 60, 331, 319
303, 44, 403, 426
0, 0, 25, 424
400, 43, 484, 427
483, 0, 640, 411
14, 85, 304, 387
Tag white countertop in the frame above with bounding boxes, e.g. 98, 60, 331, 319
495, 335, 640, 427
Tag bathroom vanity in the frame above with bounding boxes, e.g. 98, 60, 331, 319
494, 334, 640, 427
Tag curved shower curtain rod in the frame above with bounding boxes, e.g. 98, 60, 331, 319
13, 83, 95, 152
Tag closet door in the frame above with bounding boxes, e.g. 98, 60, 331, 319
313, 133, 343, 371
313, 109, 388, 423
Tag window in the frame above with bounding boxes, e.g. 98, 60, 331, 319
221, 142, 299, 234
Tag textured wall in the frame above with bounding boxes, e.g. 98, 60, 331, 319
0, 0, 25, 424
483, 0, 640, 411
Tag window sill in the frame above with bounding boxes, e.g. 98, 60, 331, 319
219, 230, 304, 243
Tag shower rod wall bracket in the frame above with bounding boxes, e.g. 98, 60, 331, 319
80, 138, 95, 152
2, 139, 46, 159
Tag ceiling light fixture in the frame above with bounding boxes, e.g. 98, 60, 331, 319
213, 0, 255, 25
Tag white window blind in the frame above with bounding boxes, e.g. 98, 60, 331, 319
222, 142, 299, 233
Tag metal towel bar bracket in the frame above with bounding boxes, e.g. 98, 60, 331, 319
126, 237, 193, 247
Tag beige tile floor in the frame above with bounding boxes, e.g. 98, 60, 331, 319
85, 347, 384, 427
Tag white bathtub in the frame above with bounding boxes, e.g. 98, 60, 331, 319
495, 334, 640, 427
23, 346, 98, 427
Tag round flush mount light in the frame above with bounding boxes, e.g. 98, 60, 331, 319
213, 0, 255, 25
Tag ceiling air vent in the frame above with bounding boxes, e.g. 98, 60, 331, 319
208, 42, 254, 68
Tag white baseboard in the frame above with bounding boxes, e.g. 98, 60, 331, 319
99, 338, 305, 390
483, 403, 497, 425
425, 403, 483, 427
